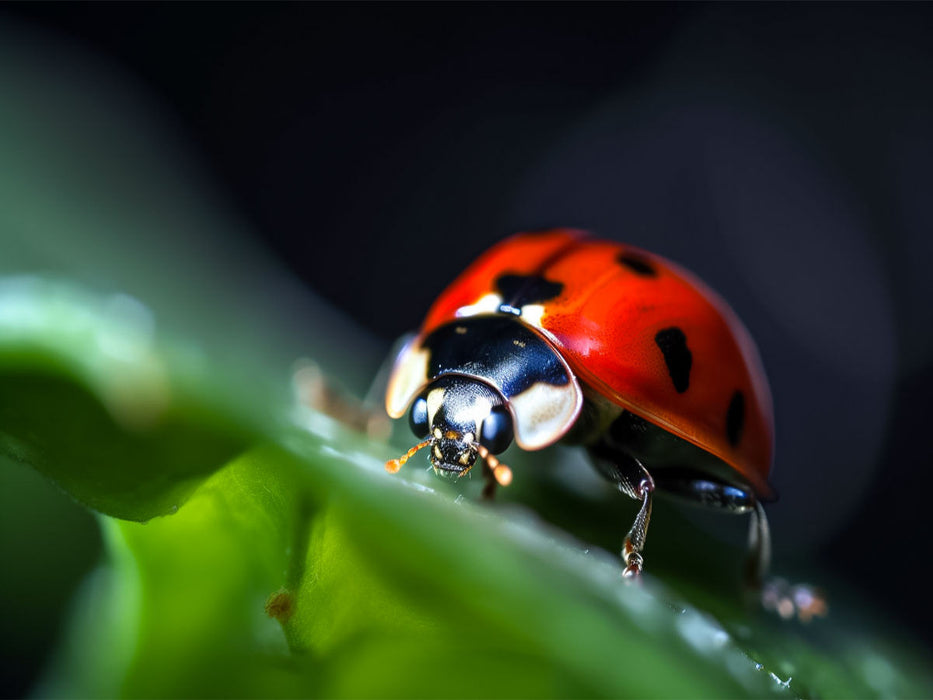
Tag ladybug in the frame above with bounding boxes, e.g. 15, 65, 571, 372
384, 229, 774, 582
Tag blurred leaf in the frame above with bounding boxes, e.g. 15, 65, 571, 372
34, 430, 933, 699
36, 443, 754, 698
0, 277, 282, 521
0, 455, 100, 697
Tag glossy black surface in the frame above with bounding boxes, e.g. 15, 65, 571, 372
479, 404, 513, 454
421, 315, 572, 400
408, 396, 428, 438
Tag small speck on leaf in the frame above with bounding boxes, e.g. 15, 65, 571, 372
265, 588, 294, 623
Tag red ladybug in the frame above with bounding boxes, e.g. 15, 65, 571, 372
385, 229, 774, 582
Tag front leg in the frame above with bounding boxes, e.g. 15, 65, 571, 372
588, 444, 655, 577
481, 458, 498, 500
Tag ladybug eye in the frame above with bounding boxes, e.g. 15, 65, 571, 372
409, 396, 429, 438
480, 405, 513, 454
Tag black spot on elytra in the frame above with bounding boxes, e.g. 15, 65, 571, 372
495, 273, 563, 309
726, 390, 745, 446
655, 327, 692, 393
617, 253, 657, 277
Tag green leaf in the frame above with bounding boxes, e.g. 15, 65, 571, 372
3, 276, 933, 698
37, 444, 749, 698
0, 272, 930, 699
0, 277, 272, 521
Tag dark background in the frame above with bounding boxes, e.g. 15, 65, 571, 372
3, 1, 933, 691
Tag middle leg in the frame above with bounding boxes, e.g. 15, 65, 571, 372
588, 445, 655, 577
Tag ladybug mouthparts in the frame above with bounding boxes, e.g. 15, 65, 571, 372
430, 431, 480, 479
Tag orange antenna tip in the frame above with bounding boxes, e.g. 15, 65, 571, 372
477, 445, 513, 487
494, 464, 513, 486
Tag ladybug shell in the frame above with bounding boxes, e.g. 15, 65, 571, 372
416, 229, 775, 499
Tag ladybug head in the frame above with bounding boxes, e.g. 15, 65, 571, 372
386, 375, 514, 486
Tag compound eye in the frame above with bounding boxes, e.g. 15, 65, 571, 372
409, 395, 429, 438
480, 405, 513, 454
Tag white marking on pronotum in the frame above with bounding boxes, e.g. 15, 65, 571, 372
426, 386, 446, 424
509, 380, 582, 450
455, 293, 503, 317
385, 341, 430, 418
517, 303, 546, 328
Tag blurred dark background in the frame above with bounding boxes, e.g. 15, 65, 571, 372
2, 1, 932, 692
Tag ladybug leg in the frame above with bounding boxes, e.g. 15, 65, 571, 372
749, 502, 828, 621
622, 475, 654, 578
481, 460, 498, 500
293, 357, 392, 440
588, 446, 655, 577
650, 475, 825, 620
652, 474, 772, 586
745, 499, 771, 590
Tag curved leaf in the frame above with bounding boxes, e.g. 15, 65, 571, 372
0, 277, 274, 520
3, 275, 932, 698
